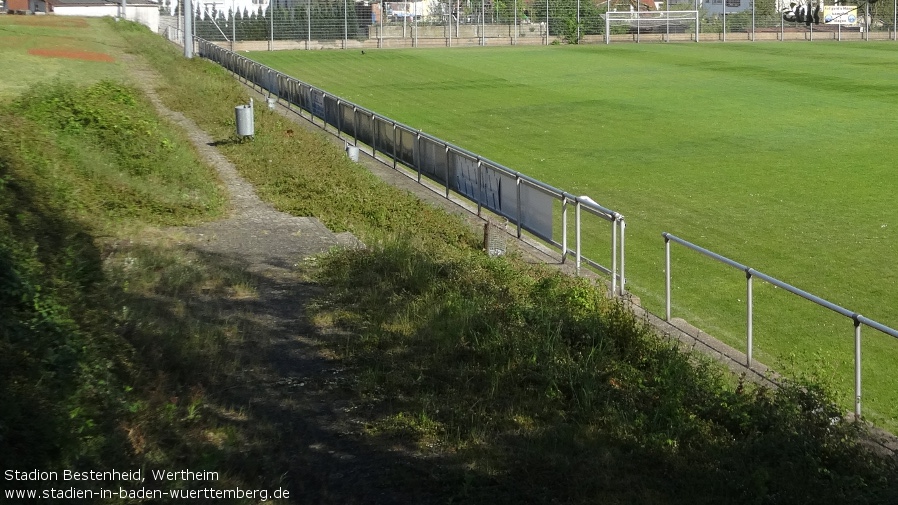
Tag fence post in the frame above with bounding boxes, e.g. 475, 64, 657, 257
746, 269, 754, 367
576, 200, 581, 276
393, 123, 398, 170
665, 233, 671, 321
354, 107, 360, 145
415, 131, 422, 183
336, 99, 343, 140
619, 217, 626, 295
371, 113, 377, 156
854, 318, 862, 417
561, 197, 568, 263
445, 146, 451, 199
476, 159, 483, 217
516, 177, 522, 238
612, 214, 618, 296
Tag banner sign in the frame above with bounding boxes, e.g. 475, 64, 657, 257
823, 6, 858, 25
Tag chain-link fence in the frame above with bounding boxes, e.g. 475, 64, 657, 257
160, 0, 897, 49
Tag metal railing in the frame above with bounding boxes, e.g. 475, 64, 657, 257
194, 37, 626, 294
663, 232, 898, 418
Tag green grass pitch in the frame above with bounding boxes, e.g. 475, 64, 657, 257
247, 42, 898, 431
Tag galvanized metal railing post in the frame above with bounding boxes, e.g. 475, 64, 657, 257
854, 318, 862, 417
415, 131, 422, 183
476, 159, 483, 216
515, 177, 523, 238
576, 201, 582, 276
746, 269, 754, 367
612, 214, 618, 296
561, 197, 568, 264
619, 217, 626, 295
353, 106, 359, 145
392, 123, 398, 170
445, 146, 451, 199
336, 99, 343, 140
371, 113, 377, 156
665, 233, 671, 322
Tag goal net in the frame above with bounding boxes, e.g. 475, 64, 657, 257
604, 10, 700, 44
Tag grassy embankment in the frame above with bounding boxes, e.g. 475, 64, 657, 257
2, 16, 897, 504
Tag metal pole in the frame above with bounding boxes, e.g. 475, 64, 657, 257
413, 0, 418, 47
546, 0, 549, 45
344, 0, 348, 49
576, 201, 581, 276
184, 0, 194, 57
611, 214, 618, 296
781, 8, 784, 40
307, 0, 311, 49
481, 0, 485, 45
353, 106, 359, 144
723, 0, 727, 42
415, 131, 422, 182
445, 147, 450, 198
865, 2, 869, 40
855, 319, 862, 417
270, 0, 274, 50
392, 124, 398, 170
619, 218, 626, 295
665, 234, 671, 321
231, 0, 235, 51
577, 0, 580, 43
746, 271, 753, 367
448, 0, 452, 47
561, 198, 568, 263
751, 0, 755, 40
514, 0, 517, 45
515, 178, 522, 238
476, 160, 483, 216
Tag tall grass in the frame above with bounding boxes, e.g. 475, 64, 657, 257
308, 238, 898, 503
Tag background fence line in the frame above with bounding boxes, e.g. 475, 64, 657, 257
193, 37, 626, 294
663, 232, 898, 419
162, 0, 898, 49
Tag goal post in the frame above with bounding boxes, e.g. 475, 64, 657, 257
604, 10, 700, 44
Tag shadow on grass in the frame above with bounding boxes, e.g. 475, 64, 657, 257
304, 242, 898, 505
100, 240, 452, 504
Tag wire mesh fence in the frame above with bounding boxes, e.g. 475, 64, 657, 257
160, 0, 897, 49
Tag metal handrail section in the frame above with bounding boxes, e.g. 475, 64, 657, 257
663, 231, 898, 418
194, 38, 627, 295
